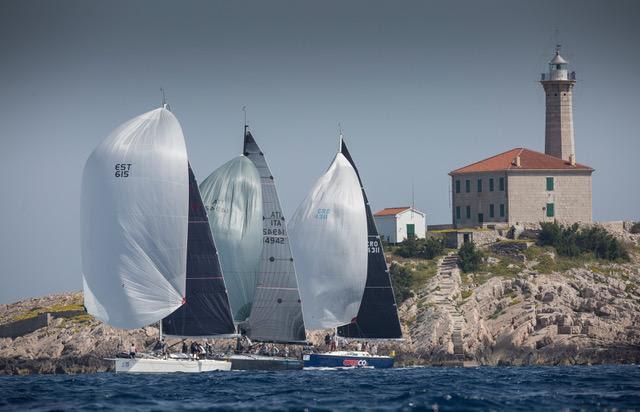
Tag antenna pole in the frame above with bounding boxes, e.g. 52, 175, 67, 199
338, 122, 343, 153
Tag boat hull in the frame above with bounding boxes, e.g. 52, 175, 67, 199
229, 354, 303, 371
303, 352, 394, 369
112, 357, 232, 373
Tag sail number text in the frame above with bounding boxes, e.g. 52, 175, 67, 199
368, 240, 380, 254
114, 163, 132, 178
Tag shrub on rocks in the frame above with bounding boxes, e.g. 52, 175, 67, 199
458, 242, 483, 273
538, 222, 630, 262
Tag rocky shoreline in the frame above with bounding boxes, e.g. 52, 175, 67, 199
1, 229, 639, 375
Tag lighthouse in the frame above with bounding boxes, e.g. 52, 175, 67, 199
541, 45, 576, 163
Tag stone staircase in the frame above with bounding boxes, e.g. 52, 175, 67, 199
433, 253, 466, 361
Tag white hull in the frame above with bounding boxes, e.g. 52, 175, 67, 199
111, 357, 232, 373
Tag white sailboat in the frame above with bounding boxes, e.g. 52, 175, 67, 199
289, 141, 368, 331
291, 135, 399, 369
81, 104, 234, 373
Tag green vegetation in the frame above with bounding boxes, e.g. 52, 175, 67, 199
395, 236, 445, 260
460, 290, 473, 300
630, 222, 640, 234
488, 308, 503, 320
538, 222, 629, 261
390, 263, 414, 304
458, 242, 483, 273
12, 301, 85, 322
389, 260, 438, 304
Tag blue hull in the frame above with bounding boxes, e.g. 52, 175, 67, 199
303, 353, 394, 369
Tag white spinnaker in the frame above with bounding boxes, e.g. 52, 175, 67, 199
81, 107, 189, 330
199, 155, 263, 322
289, 153, 367, 330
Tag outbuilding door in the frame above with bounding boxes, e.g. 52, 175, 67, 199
406, 223, 415, 238
478, 213, 484, 225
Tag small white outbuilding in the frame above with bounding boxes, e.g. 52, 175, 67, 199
373, 206, 426, 244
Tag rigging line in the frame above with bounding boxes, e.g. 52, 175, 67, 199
337, 122, 343, 153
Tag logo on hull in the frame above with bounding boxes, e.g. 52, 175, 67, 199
343, 359, 368, 367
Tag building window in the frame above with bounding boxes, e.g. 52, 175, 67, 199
455, 180, 460, 193
500, 203, 505, 217
477, 179, 482, 193
546, 203, 555, 217
489, 178, 494, 192
499, 177, 505, 191
466, 206, 471, 219
546, 177, 554, 191
456, 206, 461, 220
489, 204, 495, 218
465, 180, 470, 193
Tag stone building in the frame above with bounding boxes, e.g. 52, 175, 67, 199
374, 206, 426, 243
449, 47, 594, 228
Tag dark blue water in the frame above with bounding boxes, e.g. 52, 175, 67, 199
1, 366, 639, 411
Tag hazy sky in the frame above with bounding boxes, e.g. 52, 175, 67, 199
1, 0, 639, 304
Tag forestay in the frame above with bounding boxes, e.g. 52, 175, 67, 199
289, 152, 368, 330
244, 130, 306, 342
81, 108, 188, 329
199, 156, 263, 322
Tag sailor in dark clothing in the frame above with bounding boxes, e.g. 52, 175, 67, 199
182, 341, 188, 354
324, 333, 331, 348
190, 341, 199, 359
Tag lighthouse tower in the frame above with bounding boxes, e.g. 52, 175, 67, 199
541, 45, 576, 163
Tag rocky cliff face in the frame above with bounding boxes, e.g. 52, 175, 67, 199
1, 233, 639, 374
396, 231, 640, 366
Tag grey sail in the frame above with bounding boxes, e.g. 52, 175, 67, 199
244, 129, 306, 343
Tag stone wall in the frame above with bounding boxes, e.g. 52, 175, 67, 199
507, 170, 592, 225
0, 314, 50, 339
451, 172, 509, 228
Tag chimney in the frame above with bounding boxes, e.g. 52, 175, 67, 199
569, 153, 576, 166
515, 155, 521, 168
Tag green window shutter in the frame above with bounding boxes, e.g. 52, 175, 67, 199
465, 180, 470, 193
500, 203, 505, 217
489, 178, 494, 192
489, 204, 495, 218
499, 177, 505, 191
546, 177, 554, 191
456, 206, 461, 219
477, 179, 482, 192
546, 203, 555, 217
455, 180, 460, 193
466, 206, 471, 219
407, 224, 415, 237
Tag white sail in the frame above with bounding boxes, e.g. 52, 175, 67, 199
81, 107, 189, 329
289, 153, 368, 330
199, 155, 263, 322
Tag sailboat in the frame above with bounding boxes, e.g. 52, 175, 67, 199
336, 137, 403, 341
197, 126, 306, 370
291, 136, 399, 369
81, 105, 235, 373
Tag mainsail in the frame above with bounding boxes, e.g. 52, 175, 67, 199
289, 150, 368, 330
244, 130, 306, 342
81, 107, 188, 329
337, 139, 403, 339
199, 156, 263, 322
162, 166, 236, 337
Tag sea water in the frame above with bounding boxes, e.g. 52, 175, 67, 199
1, 365, 639, 411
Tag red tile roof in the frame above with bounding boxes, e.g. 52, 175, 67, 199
449, 148, 593, 175
374, 207, 411, 217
